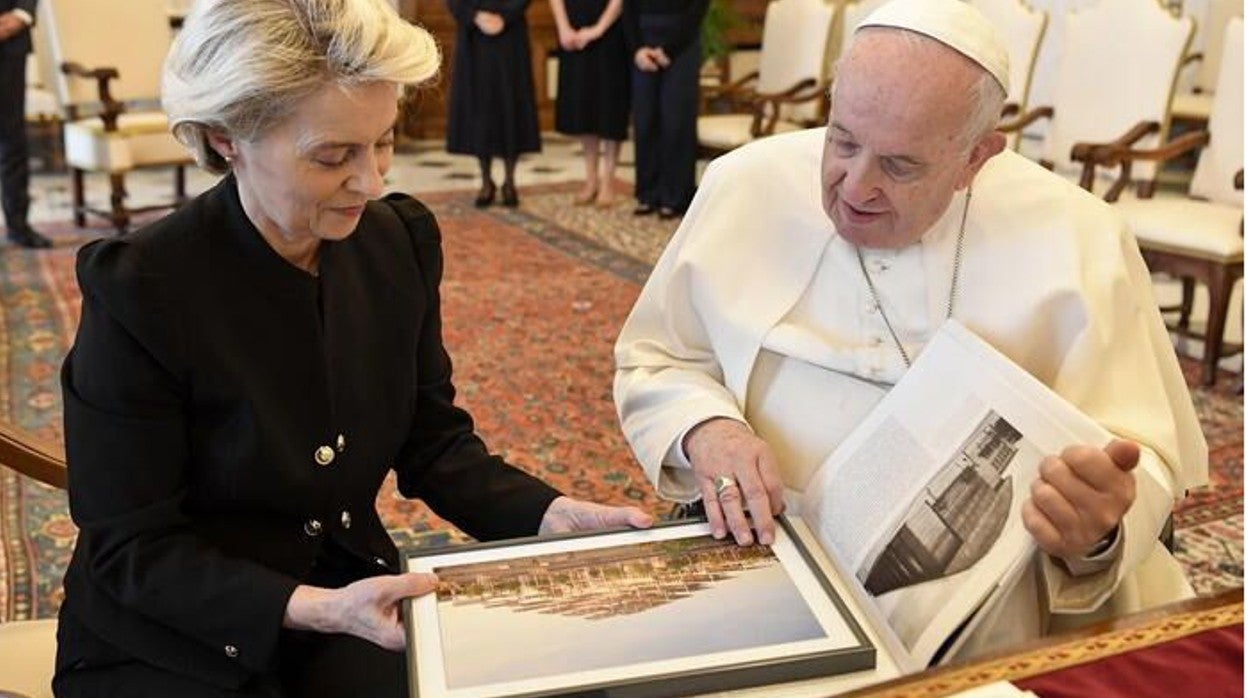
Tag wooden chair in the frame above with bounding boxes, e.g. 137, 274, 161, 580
968, 0, 1047, 150
1073, 19, 1243, 386
0, 424, 67, 698
1001, 0, 1193, 194
696, 0, 837, 157
38, 0, 194, 233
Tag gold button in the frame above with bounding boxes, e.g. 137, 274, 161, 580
304, 519, 323, 537
340, 510, 352, 529
374, 556, 388, 567
314, 445, 335, 466
224, 645, 239, 658
336, 434, 346, 452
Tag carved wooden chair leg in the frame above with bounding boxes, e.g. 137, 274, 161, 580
1178, 276, 1196, 329
71, 168, 86, 227
1201, 265, 1235, 386
174, 165, 187, 206
108, 172, 130, 233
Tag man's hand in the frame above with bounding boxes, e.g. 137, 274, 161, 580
538, 495, 655, 534
284, 573, 439, 651
0, 12, 27, 42
652, 47, 671, 68
1022, 439, 1138, 559
684, 418, 786, 546
474, 11, 505, 35
634, 47, 661, 72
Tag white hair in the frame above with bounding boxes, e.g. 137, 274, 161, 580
832, 27, 1006, 154
163, 0, 440, 174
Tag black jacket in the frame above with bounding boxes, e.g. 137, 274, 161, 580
55, 176, 561, 689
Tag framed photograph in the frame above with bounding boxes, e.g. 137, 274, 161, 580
403, 514, 876, 698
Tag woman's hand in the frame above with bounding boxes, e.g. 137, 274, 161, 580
538, 495, 654, 534
473, 10, 505, 35
557, 23, 579, 50
283, 573, 439, 651
575, 25, 603, 47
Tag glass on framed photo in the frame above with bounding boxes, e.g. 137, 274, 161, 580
403, 515, 876, 698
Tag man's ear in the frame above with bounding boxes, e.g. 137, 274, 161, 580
957, 131, 1006, 189
205, 129, 237, 162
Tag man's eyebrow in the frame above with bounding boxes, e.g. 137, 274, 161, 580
829, 122, 853, 137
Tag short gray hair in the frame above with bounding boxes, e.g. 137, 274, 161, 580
163, 0, 439, 174
832, 27, 1006, 154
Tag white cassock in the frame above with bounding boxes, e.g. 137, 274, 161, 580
613, 127, 1208, 661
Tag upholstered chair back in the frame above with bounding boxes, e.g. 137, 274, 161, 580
42, 0, 173, 107
1044, 0, 1193, 180
1190, 18, 1244, 207
756, 0, 837, 124
969, 0, 1047, 112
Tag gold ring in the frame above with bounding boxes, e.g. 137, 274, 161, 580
713, 475, 738, 497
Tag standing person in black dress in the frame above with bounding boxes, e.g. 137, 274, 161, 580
624, 0, 708, 219
447, 0, 542, 208
550, 0, 630, 207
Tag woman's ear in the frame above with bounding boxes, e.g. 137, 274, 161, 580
205, 129, 237, 163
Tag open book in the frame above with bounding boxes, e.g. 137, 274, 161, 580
798, 319, 1114, 671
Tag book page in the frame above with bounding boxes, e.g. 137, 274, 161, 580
799, 320, 1113, 667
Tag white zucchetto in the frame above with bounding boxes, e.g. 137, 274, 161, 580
857, 0, 1011, 94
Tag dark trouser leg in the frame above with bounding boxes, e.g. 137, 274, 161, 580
631, 66, 662, 207
656, 38, 701, 212
0, 52, 31, 231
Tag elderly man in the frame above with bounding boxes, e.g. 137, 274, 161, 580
613, 0, 1206, 659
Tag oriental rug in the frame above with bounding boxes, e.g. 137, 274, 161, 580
0, 183, 1241, 622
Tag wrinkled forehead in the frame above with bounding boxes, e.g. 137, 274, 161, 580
834, 31, 976, 123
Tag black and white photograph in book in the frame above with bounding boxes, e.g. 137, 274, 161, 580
404, 518, 875, 698
858, 412, 1028, 595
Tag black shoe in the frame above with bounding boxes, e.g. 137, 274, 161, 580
501, 182, 519, 207
657, 206, 683, 220
7, 225, 53, 249
474, 181, 496, 208
632, 204, 657, 216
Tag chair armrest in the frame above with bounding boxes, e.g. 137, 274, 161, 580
749, 78, 825, 136
1235, 169, 1243, 191
998, 105, 1053, 133
1000, 102, 1020, 119
1071, 120, 1162, 193
701, 70, 761, 113
0, 421, 66, 490
1072, 129, 1208, 202
60, 61, 125, 130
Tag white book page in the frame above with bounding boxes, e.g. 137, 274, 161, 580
799, 320, 1113, 667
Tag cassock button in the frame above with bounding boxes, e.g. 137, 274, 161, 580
341, 510, 352, 529
336, 434, 346, 452
224, 645, 239, 658
374, 556, 388, 567
304, 519, 323, 537
865, 303, 878, 315
315, 445, 335, 466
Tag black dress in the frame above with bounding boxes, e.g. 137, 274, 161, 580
446, 0, 542, 158
554, 0, 631, 141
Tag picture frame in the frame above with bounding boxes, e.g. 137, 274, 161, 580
403, 514, 876, 698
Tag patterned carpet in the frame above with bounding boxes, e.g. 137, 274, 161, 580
0, 183, 1241, 622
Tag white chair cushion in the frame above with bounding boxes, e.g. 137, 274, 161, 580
1116, 194, 1244, 260
697, 114, 802, 151
0, 618, 57, 698
64, 111, 192, 172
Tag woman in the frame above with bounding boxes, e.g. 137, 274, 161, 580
624, 0, 708, 218
549, 0, 630, 207
446, 0, 542, 208
53, 1, 651, 696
